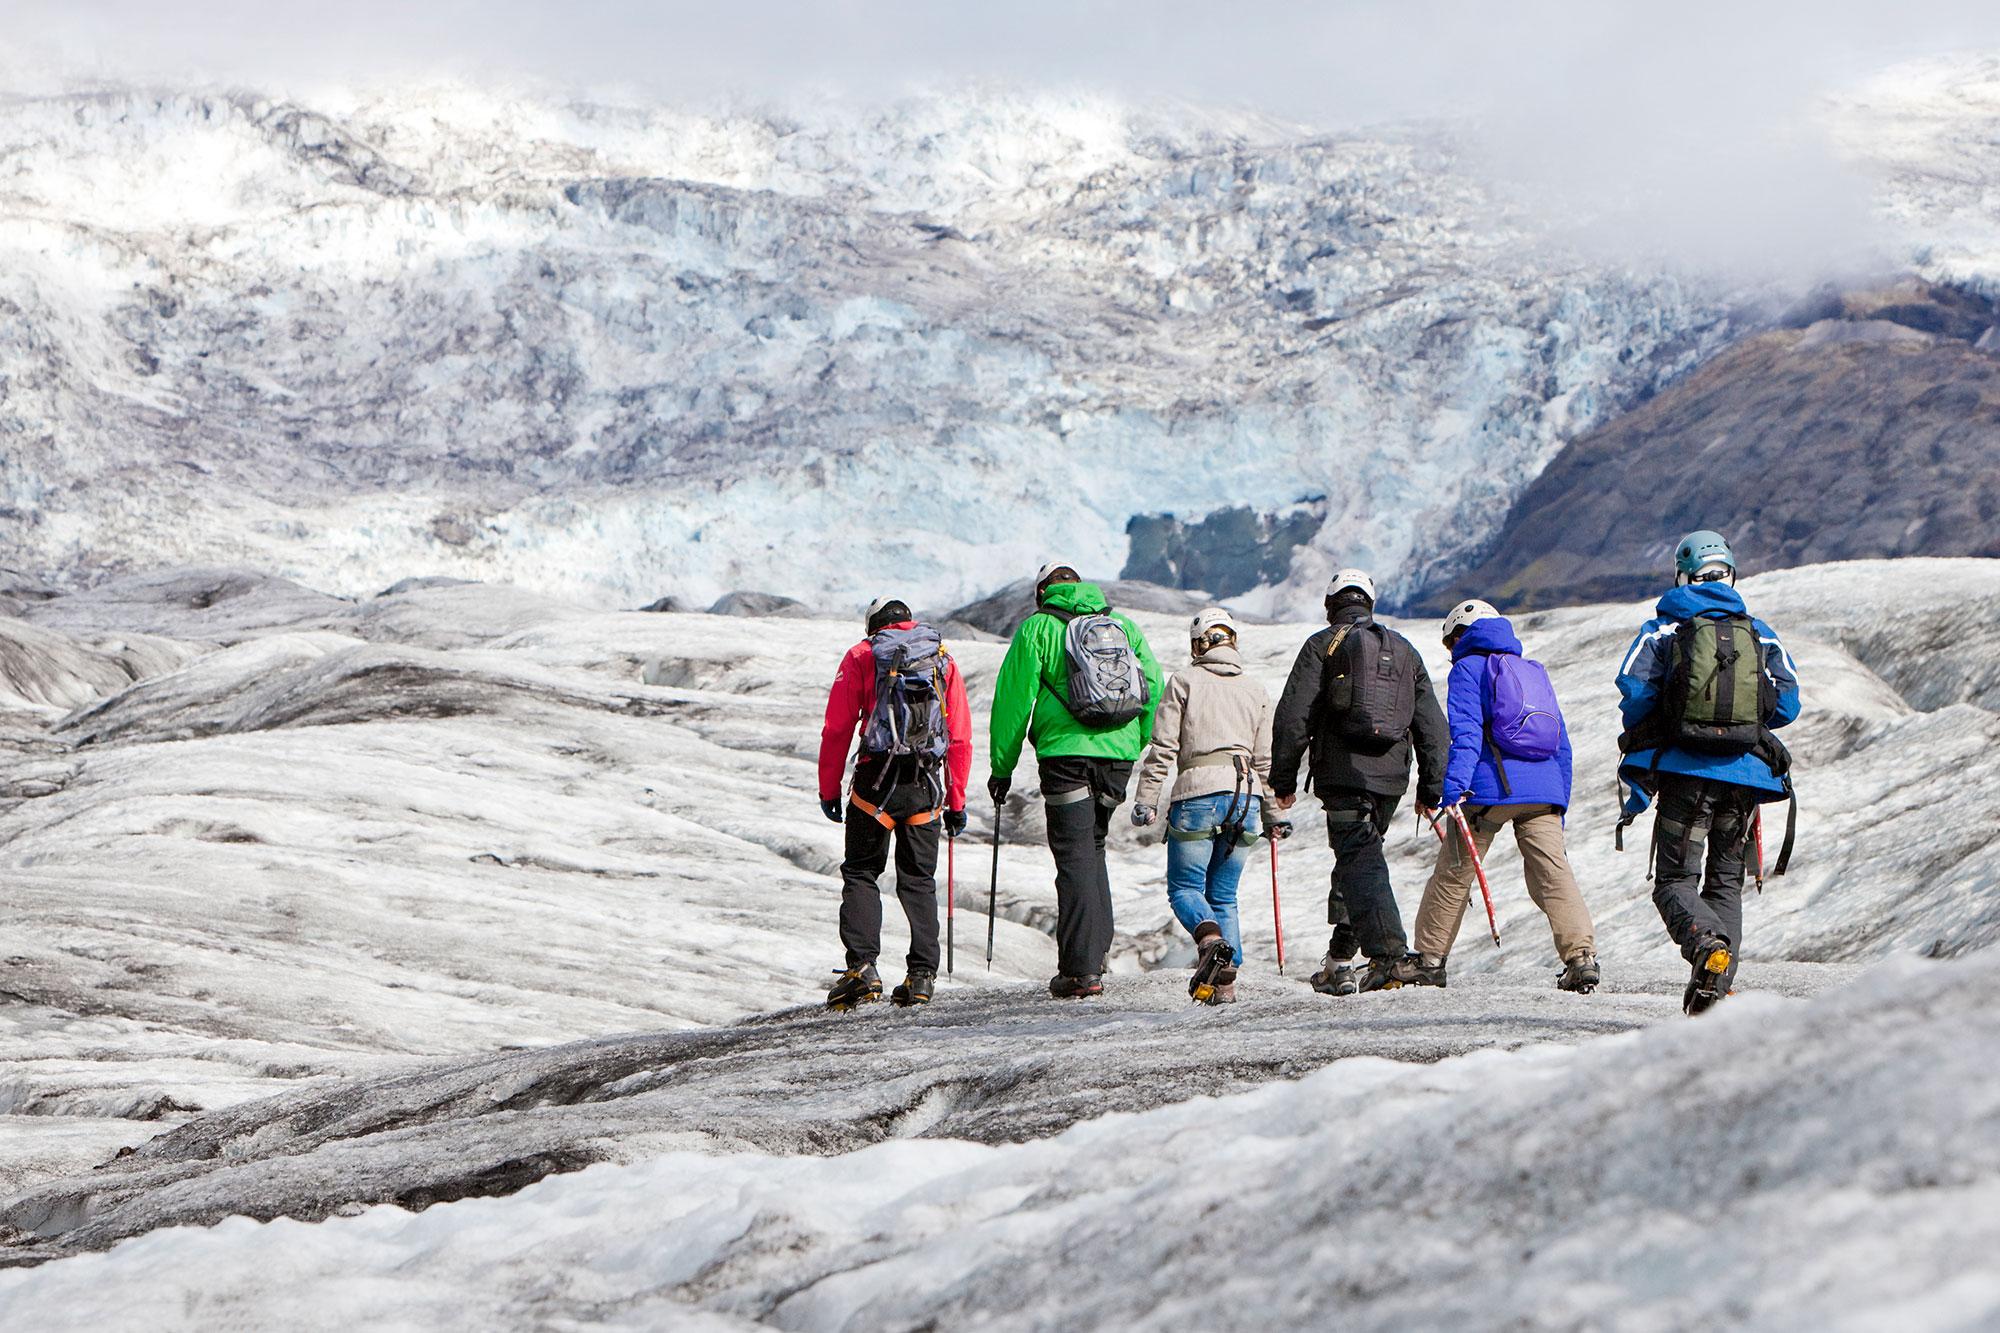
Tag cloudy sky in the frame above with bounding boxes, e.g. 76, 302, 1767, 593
6, 1, 1999, 271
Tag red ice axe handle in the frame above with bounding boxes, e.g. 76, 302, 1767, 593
1433, 807, 1501, 949
946, 831, 956, 976
1752, 807, 1766, 895
1269, 824, 1289, 974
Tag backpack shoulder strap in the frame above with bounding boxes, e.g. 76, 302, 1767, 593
1322, 623, 1356, 659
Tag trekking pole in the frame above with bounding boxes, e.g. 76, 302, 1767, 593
1440, 804, 1504, 948
1269, 829, 1287, 975
986, 804, 1002, 971
1752, 807, 1766, 895
946, 830, 956, 975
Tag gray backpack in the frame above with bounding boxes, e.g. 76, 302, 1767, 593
1051, 608, 1149, 728
861, 624, 951, 765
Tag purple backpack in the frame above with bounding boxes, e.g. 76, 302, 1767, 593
1483, 654, 1563, 761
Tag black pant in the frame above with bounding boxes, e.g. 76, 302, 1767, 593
1322, 788, 1405, 961
1039, 756, 1131, 978
1650, 774, 1757, 987
839, 780, 942, 975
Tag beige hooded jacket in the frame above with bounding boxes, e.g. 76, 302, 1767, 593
1134, 644, 1275, 810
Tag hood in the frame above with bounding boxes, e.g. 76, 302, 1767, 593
1657, 581, 1748, 622
1193, 645, 1244, 675
1451, 616, 1521, 661
1328, 602, 1373, 627
1039, 581, 1109, 615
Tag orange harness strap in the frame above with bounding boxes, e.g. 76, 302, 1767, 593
850, 793, 940, 831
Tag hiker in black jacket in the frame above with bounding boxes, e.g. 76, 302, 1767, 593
1271, 569, 1449, 994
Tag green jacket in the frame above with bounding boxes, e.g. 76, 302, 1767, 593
989, 582, 1164, 777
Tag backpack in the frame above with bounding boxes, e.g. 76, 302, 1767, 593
1484, 654, 1563, 761
1319, 622, 1416, 756
860, 624, 951, 766
1659, 613, 1776, 755
1047, 608, 1149, 728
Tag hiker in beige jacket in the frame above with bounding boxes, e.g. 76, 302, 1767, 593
1131, 609, 1275, 1004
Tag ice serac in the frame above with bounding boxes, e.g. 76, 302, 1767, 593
0, 84, 1750, 616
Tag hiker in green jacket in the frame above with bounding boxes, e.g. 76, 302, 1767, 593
988, 563, 1164, 998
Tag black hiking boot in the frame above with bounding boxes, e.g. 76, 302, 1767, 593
1309, 952, 1360, 997
891, 970, 935, 1007
1356, 954, 1424, 993
826, 965, 882, 1012
1049, 973, 1104, 999
1410, 954, 1448, 988
1682, 936, 1732, 1016
1557, 951, 1600, 995
1189, 925, 1234, 1004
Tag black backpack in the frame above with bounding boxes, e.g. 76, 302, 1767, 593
1318, 622, 1416, 756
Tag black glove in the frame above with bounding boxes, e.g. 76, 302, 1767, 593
1267, 819, 1294, 841
943, 808, 967, 838
987, 775, 1011, 806
820, 797, 843, 824
1130, 803, 1157, 827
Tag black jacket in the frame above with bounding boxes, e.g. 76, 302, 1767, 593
1270, 611, 1448, 805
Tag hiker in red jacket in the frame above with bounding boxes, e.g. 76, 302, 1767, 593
817, 596, 973, 1009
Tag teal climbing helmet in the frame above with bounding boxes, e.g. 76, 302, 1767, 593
1674, 530, 1736, 582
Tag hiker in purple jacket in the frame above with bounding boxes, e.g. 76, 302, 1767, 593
1409, 599, 1600, 992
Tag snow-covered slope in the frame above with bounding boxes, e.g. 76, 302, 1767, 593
2, 952, 1991, 1329
0, 558, 1994, 1226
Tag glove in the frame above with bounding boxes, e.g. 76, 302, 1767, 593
943, 808, 967, 838
1130, 803, 1157, 828
987, 775, 1011, 806
1266, 818, 1294, 841
1439, 789, 1466, 811
820, 797, 843, 824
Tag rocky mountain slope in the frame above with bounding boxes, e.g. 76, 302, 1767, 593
1438, 281, 2000, 608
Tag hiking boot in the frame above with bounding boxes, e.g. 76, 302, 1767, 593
1207, 979, 1238, 1005
1683, 936, 1732, 1016
1189, 925, 1234, 1004
1410, 954, 1448, 988
1309, 953, 1360, 997
1049, 974, 1104, 999
891, 970, 935, 1007
1556, 951, 1600, 995
1356, 953, 1424, 993
826, 965, 882, 1011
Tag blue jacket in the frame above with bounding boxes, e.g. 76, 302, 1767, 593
1442, 617, 1573, 810
1615, 582, 1800, 809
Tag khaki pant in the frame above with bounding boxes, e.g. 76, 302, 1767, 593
1413, 804, 1595, 963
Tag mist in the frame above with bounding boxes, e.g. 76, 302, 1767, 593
5, 0, 1999, 274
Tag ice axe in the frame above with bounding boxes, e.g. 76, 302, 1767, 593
1268, 819, 1293, 974
1752, 807, 1766, 895
1431, 806, 1501, 949
985, 803, 1002, 971
945, 827, 956, 975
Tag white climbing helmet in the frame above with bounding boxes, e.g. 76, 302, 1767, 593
1035, 560, 1082, 591
1326, 569, 1376, 602
1189, 607, 1237, 648
1441, 598, 1501, 641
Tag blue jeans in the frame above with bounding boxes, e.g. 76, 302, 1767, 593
1166, 792, 1261, 966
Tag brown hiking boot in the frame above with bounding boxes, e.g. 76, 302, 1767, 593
1357, 954, 1424, 993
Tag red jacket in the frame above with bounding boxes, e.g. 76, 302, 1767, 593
818, 621, 973, 810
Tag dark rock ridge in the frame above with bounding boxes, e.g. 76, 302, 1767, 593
708, 591, 812, 618
1124, 500, 1328, 598
1431, 282, 2000, 610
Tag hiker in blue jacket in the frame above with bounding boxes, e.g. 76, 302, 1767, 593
1411, 600, 1599, 992
1616, 530, 1801, 1015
